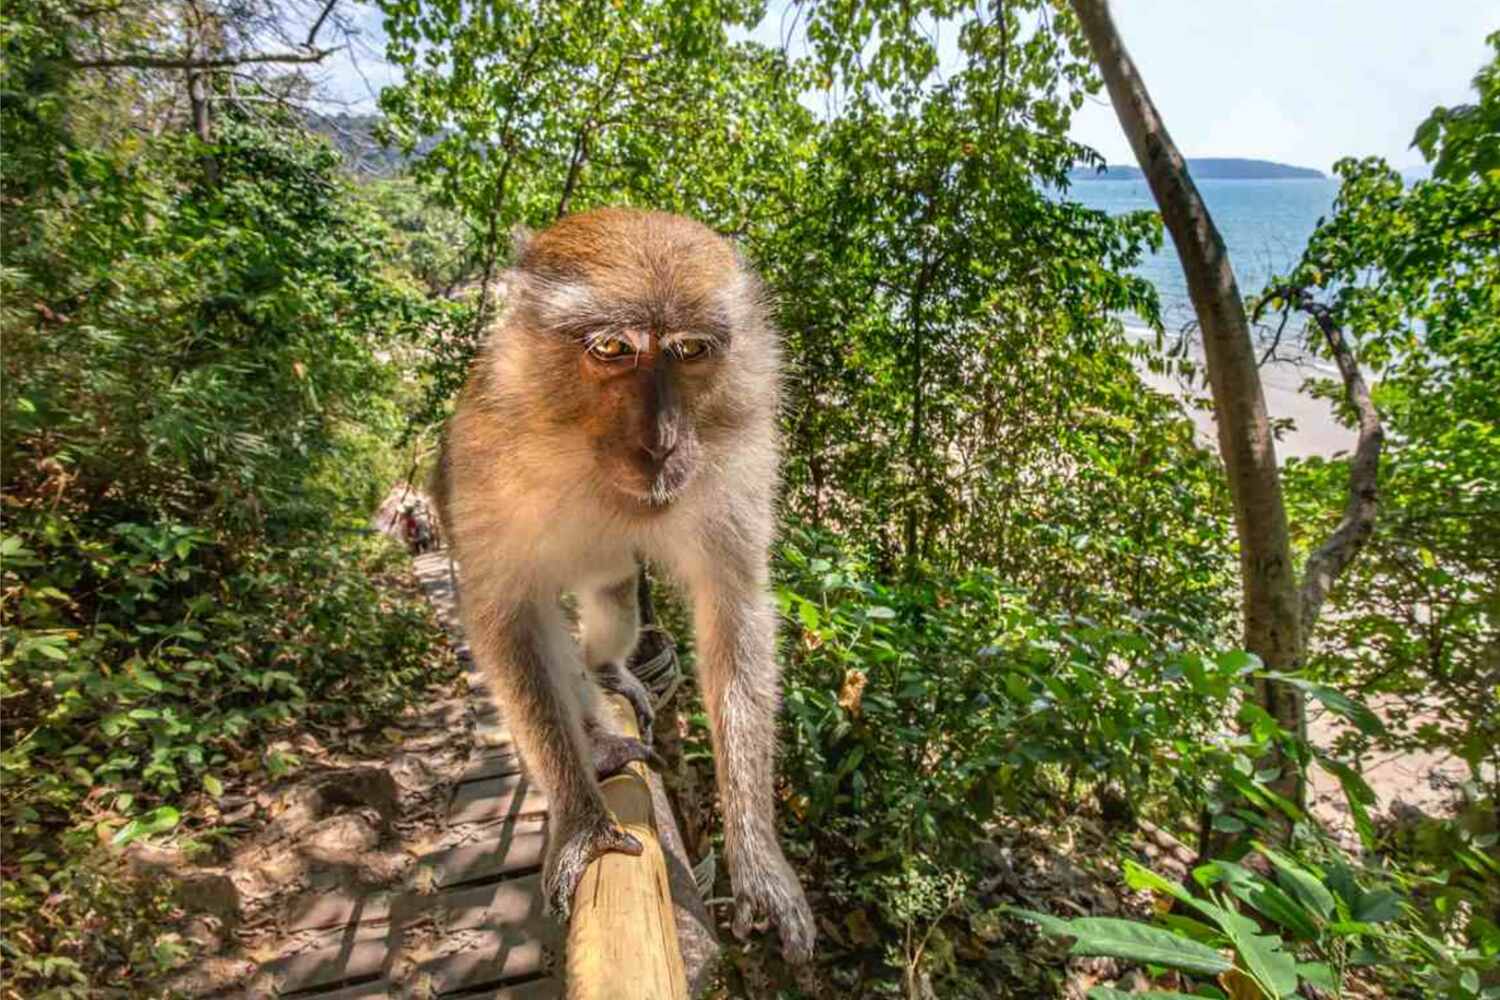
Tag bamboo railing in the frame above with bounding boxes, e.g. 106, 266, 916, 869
565, 694, 700, 999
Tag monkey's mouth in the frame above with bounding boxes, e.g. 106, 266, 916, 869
610, 450, 697, 508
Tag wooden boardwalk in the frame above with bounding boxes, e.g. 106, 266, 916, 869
254, 551, 562, 998
249, 550, 715, 998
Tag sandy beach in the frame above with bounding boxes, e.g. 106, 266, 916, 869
1130, 331, 1358, 461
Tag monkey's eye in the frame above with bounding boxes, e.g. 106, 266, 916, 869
671, 339, 712, 360
587, 337, 634, 361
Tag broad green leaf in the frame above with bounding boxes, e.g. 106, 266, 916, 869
1296, 962, 1338, 991
1255, 845, 1335, 921
1261, 673, 1386, 737
1316, 757, 1378, 849
1007, 908, 1232, 976
1227, 930, 1300, 998
1352, 888, 1402, 924
1197, 861, 1319, 940
1122, 859, 1193, 905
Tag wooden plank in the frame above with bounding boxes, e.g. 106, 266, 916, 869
473, 722, 515, 748
286, 889, 392, 931
435, 874, 554, 935
416, 937, 553, 995
421, 819, 548, 888
411, 874, 560, 994
264, 923, 390, 994
565, 694, 688, 1000
467, 978, 563, 1000
461, 748, 524, 783
290, 980, 391, 999
450, 773, 548, 825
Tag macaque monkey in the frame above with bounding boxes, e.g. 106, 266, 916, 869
433, 208, 815, 962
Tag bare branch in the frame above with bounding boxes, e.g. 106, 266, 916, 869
305, 0, 340, 49
1269, 284, 1385, 629
70, 45, 342, 71
1257, 305, 1291, 367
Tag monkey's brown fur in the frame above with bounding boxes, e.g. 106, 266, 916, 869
435, 208, 814, 962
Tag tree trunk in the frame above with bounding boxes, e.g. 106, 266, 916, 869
904, 250, 935, 576
188, 62, 218, 186
1067, 0, 1306, 808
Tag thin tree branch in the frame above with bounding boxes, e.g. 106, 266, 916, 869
70, 45, 341, 71
304, 0, 340, 48
1266, 284, 1385, 630
1257, 305, 1291, 367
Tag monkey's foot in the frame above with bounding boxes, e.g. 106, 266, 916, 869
582, 724, 664, 779
542, 808, 643, 920
595, 660, 656, 743
730, 844, 817, 965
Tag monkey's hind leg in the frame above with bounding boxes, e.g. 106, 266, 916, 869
578, 573, 656, 742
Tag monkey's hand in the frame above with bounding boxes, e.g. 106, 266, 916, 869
542, 805, 643, 921
585, 727, 665, 778
730, 843, 816, 965
595, 660, 656, 743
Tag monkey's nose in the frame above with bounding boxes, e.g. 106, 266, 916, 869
641, 442, 677, 464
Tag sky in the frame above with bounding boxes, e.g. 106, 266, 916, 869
316, 1, 1497, 173
1065, 1, 1497, 171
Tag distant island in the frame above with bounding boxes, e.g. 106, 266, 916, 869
1070, 157, 1325, 181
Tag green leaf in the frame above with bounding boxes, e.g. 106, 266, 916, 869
1007, 908, 1232, 976
1297, 961, 1338, 991
203, 774, 224, 797
1256, 846, 1335, 922
1261, 673, 1386, 737
1122, 859, 1193, 906
111, 805, 181, 846
1352, 888, 1401, 924
1157, 912, 1223, 944
1316, 756, 1378, 849
1198, 861, 1320, 940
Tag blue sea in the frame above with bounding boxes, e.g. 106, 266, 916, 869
1065, 178, 1342, 336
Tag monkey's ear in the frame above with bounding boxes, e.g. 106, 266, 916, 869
509, 224, 534, 263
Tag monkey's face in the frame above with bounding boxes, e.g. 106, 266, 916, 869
508, 209, 769, 511
572, 327, 717, 507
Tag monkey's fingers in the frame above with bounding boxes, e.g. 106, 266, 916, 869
587, 731, 665, 779
731, 868, 817, 965
543, 815, 645, 920
595, 661, 656, 744
732, 896, 772, 939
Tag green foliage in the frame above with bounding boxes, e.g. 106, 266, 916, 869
776, 529, 1238, 839
1411, 30, 1500, 183
767, 528, 1244, 992
377, 0, 817, 431
0, 14, 453, 991
1027, 839, 1500, 998
1275, 39, 1500, 799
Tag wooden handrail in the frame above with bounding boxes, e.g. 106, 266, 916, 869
565, 694, 690, 999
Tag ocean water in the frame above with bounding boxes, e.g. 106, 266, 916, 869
1066, 177, 1342, 335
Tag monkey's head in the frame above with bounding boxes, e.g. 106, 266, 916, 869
500, 208, 779, 510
